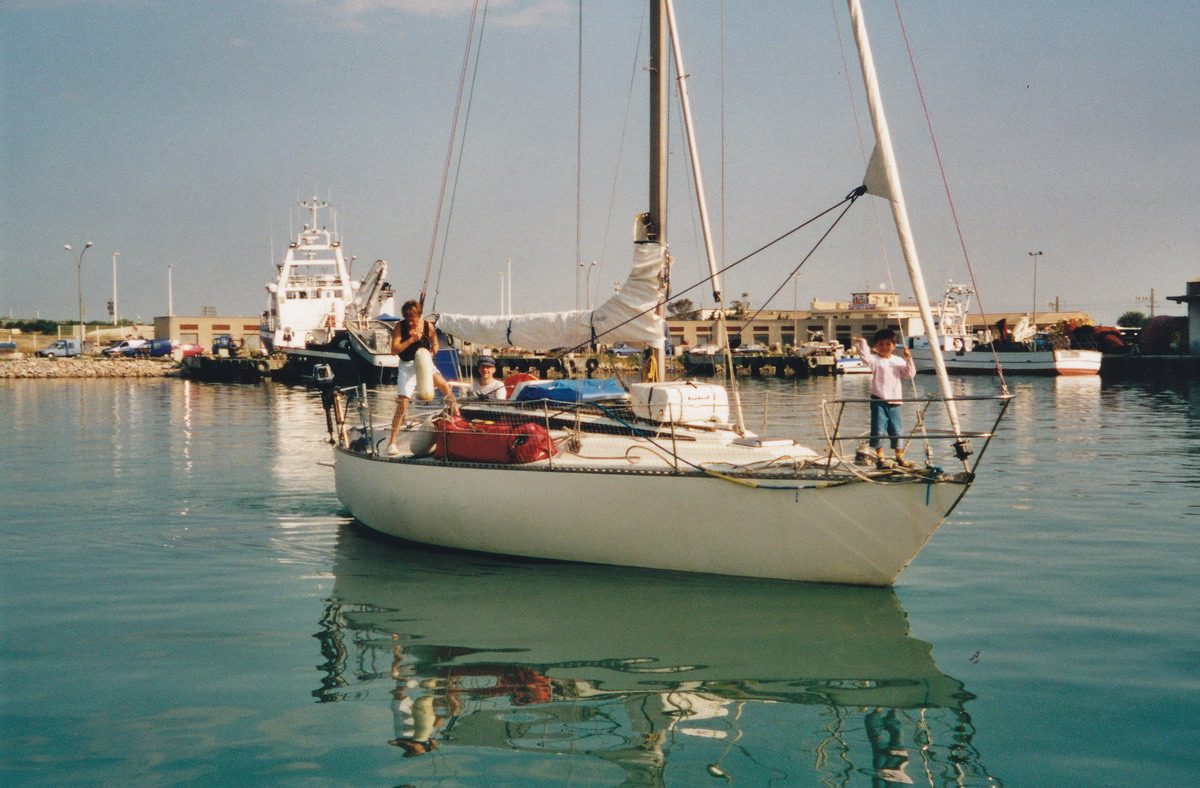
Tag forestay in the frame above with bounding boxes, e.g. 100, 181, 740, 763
436, 242, 668, 352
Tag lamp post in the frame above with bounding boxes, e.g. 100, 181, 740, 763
111, 252, 120, 326
505, 257, 512, 316
168, 264, 174, 317
1028, 251, 1043, 331
64, 242, 94, 342
498, 272, 505, 315
792, 272, 802, 348
584, 261, 597, 310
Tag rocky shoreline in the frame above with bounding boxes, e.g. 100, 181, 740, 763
0, 356, 181, 379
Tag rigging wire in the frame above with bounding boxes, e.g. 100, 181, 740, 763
730, 190, 863, 340
576, 1, 584, 309
830, 0, 897, 293
553, 188, 864, 357
596, 0, 649, 305
431, 0, 491, 312
420, 0, 483, 310
891, 0, 1007, 391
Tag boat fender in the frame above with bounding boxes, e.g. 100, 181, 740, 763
409, 419, 437, 457
585, 357, 599, 375
255, 360, 270, 374
414, 347, 435, 401
806, 356, 818, 369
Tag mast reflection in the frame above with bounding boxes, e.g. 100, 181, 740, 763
314, 527, 1001, 786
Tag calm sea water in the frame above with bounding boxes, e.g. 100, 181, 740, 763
1, 373, 1197, 787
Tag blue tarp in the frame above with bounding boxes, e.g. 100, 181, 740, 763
435, 348, 460, 382
513, 377, 628, 403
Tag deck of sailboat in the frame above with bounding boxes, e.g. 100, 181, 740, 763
344, 398, 978, 485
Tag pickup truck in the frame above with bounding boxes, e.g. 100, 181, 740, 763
36, 339, 83, 358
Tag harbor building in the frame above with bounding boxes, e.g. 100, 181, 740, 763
1167, 278, 1200, 355
667, 291, 921, 350
155, 315, 263, 351
667, 291, 1098, 350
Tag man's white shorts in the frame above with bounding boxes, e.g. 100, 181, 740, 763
396, 360, 417, 399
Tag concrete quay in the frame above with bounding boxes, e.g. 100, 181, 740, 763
0, 357, 180, 379
1100, 354, 1200, 379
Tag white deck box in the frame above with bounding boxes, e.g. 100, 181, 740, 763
629, 382, 730, 424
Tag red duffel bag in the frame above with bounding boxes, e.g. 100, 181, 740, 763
433, 417, 556, 464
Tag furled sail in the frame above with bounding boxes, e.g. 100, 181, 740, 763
436, 243, 668, 351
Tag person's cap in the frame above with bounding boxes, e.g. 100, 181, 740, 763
477, 356, 496, 367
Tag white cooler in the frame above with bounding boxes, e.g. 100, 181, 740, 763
628, 382, 730, 425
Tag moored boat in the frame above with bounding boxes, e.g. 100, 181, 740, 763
324, 0, 1012, 586
260, 198, 354, 357
909, 284, 1102, 376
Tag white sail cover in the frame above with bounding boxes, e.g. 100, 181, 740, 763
437, 243, 668, 351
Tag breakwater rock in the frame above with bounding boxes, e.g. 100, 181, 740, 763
0, 357, 181, 379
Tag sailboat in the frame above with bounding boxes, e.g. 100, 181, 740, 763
323, 0, 1011, 587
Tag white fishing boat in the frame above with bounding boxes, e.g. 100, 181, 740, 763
837, 354, 871, 374
260, 199, 410, 382
324, 0, 1011, 586
909, 284, 1102, 376
260, 198, 354, 355
791, 334, 844, 376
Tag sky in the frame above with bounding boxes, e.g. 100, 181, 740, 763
2, 0, 1197, 327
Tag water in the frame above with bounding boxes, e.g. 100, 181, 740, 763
1, 374, 1197, 786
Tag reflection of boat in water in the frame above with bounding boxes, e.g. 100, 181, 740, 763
314, 527, 1000, 785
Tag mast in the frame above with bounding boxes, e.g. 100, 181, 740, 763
846, 0, 964, 442
662, 0, 746, 434
642, 0, 670, 382
648, 0, 669, 244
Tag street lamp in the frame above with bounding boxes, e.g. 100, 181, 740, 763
792, 272, 802, 348
584, 261, 597, 310
111, 252, 120, 326
1028, 251, 1043, 330
64, 241, 94, 342
505, 257, 512, 316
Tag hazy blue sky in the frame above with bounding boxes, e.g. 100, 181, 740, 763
3, 0, 1197, 326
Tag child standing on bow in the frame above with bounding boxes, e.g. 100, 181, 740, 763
852, 329, 917, 468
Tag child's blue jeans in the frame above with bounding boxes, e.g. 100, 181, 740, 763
869, 396, 903, 450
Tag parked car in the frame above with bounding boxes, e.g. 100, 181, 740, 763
175, 344, 204, 358
734, 343, 768, 355
101, 339, 148, 357
132, 339, 175, 358
607, 342, 642, 357
36, 338, 83, 358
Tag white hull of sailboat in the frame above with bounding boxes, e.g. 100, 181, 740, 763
333, 448, 969, 587
912, 347, 1101, 376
